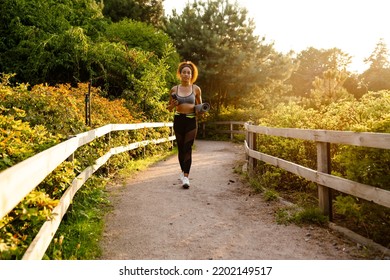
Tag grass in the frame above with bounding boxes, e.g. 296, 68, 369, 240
263, 189, 279, 201
44, 176, 110, 260
293, 207, 329, 226
275, 206, 328, 226
116, 148, 177, 179
239, 165, 329, 227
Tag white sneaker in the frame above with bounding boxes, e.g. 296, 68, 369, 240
179, 172, 184, 181
182, 176, 190, 189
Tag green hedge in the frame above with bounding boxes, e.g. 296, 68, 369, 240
0, 75, 172, 259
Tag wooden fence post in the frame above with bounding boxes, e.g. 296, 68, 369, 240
245, 123, 250, 162
249, 131, 257, 171
171, 125, 175, 149
230, 123, 233, 140
317, 142, 332, 219
246, 122, 257, 173
106, 131, 111, 176
66, 136, 75, 162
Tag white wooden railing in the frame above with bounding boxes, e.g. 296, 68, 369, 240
0, 122, 174, 260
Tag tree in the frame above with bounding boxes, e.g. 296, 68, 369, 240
307, 69, 354, 108
0, 0, 176, 121
288, 47, 352, 97
364, 38, 390, 70
343, 73, 367, 99
105, 19, 177, 60
165, 0, 292, 112
0, 0, 107, 85
102, 0, 164, 27
97, 19, 179, 103
361, 38, 390, 92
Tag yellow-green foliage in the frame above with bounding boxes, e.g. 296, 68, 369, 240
256, 91, 390, 189
253, 91, 390, 246
0, 108, 61, 170
1, 74, 163, 259
1, 80, 135, 135
216, 90, 389, 247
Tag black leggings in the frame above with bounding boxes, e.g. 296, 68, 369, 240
173, 114, 197, 174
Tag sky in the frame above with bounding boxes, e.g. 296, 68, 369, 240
163, 0, 390, 73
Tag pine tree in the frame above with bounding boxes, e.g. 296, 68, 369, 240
361, 38, 390, 91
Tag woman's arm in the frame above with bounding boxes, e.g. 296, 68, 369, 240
166, 87, 178, 111
195, 85, 202, 105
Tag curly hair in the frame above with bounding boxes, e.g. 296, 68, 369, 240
177, 61, 198, 84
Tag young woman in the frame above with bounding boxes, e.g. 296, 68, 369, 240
167, 61, 202, 189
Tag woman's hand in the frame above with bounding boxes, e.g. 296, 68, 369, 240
166, 98, 178, 111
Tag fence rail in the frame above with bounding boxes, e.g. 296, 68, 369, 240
243, 122, 390, 215
0, 122, 174, 260
199, 121, 245, 139
3, 120, 390, 259
203, 121, 390, 215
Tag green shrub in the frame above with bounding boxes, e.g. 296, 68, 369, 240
0, 107, 61, 171
0, 190, 60, 259
334, 195, 362, 224
0, 76, 175, 259
246, 90, 389, 246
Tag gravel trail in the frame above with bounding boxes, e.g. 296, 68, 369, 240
100, 140, 370, 260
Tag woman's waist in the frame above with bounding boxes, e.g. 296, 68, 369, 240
174, 111, 196, 118
176, 103, 195, 111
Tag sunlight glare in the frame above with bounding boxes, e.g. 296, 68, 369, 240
164, 0, 390, 73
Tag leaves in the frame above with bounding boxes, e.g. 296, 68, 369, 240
0, 0, 106, 84
0, 77, 145, 259
0, 111, 60, 170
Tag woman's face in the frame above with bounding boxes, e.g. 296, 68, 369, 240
180, 66, 192, 82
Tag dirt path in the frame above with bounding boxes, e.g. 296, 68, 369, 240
100, 140, 371, 260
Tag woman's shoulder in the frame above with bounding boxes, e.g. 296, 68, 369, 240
193, 84, 201, 94
170, 85, 179, 93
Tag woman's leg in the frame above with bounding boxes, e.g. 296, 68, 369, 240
173, 115, 197, 183
173, 115, 186, 173
181, 117, 197, 176
182, 124, 197, 177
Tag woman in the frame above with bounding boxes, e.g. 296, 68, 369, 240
167, 61, 202, 189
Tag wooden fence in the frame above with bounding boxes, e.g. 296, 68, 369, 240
2, 120, 390, 259
205, 121, 390, 217
199, 121, 246, 139
0, 122, 174, 260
